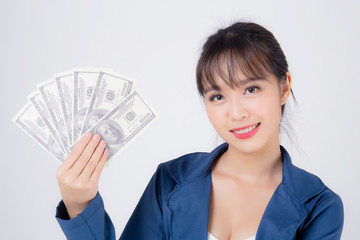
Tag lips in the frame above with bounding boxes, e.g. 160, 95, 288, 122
231, 122, 261, 139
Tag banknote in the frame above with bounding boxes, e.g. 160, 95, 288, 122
12, 102, 66, 163
72, 68, 99, 143
27, 90, 68, 155
37, 78, 71, 153
54, 71, 74, 145
79, 70, 134, 137
13, 67, 157, 164
73, 90, 157, 163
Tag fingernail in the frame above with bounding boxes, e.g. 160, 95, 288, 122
85, 132, 92, 139
92, 134, 100, 141
100, 140, 106, 147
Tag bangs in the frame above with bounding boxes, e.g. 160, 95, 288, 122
196, 32, 275, 95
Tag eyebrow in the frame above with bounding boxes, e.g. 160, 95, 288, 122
204, 77, 268, 94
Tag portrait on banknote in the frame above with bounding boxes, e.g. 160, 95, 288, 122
93, 119, 124, 158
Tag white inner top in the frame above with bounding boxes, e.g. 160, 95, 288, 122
208, 232, 256, 240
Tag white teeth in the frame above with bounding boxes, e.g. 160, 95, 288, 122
234, 124, 257, 134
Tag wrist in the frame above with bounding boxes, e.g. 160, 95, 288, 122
64, 200, 91, 219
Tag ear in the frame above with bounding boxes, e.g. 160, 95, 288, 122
280, 72, 292, 105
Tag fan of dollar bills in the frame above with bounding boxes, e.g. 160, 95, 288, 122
12, 68, 158, 163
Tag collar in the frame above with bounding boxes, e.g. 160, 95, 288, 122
164, 143, 326, 239
168, 142, 325, 201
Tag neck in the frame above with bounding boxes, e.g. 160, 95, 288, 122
216, 141, 283, 183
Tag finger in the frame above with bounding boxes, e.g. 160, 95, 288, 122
90, 148, 109, 182
81, 139, 106, 179
70, 134, 101, 175
61, 132, 92, 169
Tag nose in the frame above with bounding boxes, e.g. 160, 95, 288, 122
228, 97, 249, 121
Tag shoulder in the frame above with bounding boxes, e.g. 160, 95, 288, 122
279, 146, 344, 234
296, 180, 344, 237
280, 145, 340, 203
284, 164, 343, 215
290, 167, 344, 222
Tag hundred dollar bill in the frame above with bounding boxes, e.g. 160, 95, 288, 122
72, 68, 99, 143
27, 90, 67, 155
12, 102, 66, 163
54, 71, 74, 145
79, 70, 134, 137
73, 90, 157, 163
37, 78, 71, 153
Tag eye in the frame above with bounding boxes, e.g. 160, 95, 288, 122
244, 86, 260, 95
209, 94, 224, 102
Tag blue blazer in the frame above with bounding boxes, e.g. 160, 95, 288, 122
56, 143, 344, 239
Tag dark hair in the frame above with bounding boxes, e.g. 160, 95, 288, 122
196, 21, 296, 115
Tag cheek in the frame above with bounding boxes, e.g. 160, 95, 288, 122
205, 105, 216, 124
255, 94, 282, 123
205, 105, 223, 128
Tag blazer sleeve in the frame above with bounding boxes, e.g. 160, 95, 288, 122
56, 164, 170, 240
56, 192, 116, 240
119, 164, 169, 240
298, 193, 344, 239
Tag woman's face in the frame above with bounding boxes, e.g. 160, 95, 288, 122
203, 71, 291, 155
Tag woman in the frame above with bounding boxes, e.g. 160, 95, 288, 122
55, 22, 344, 239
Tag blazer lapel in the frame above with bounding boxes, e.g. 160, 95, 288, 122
255, 184, 307, 239
256, 145, 323, 239
165, 174, 212, 240
163, 144, 228, 240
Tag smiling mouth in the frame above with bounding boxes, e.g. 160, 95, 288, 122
231, 122, 261, 134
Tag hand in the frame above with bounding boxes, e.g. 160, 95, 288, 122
56, 132, 109, 219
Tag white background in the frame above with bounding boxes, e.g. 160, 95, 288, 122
1, 0, 359, 239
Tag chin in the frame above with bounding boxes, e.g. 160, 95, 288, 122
226, 136, 274, 155
230, 142, 260, 154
